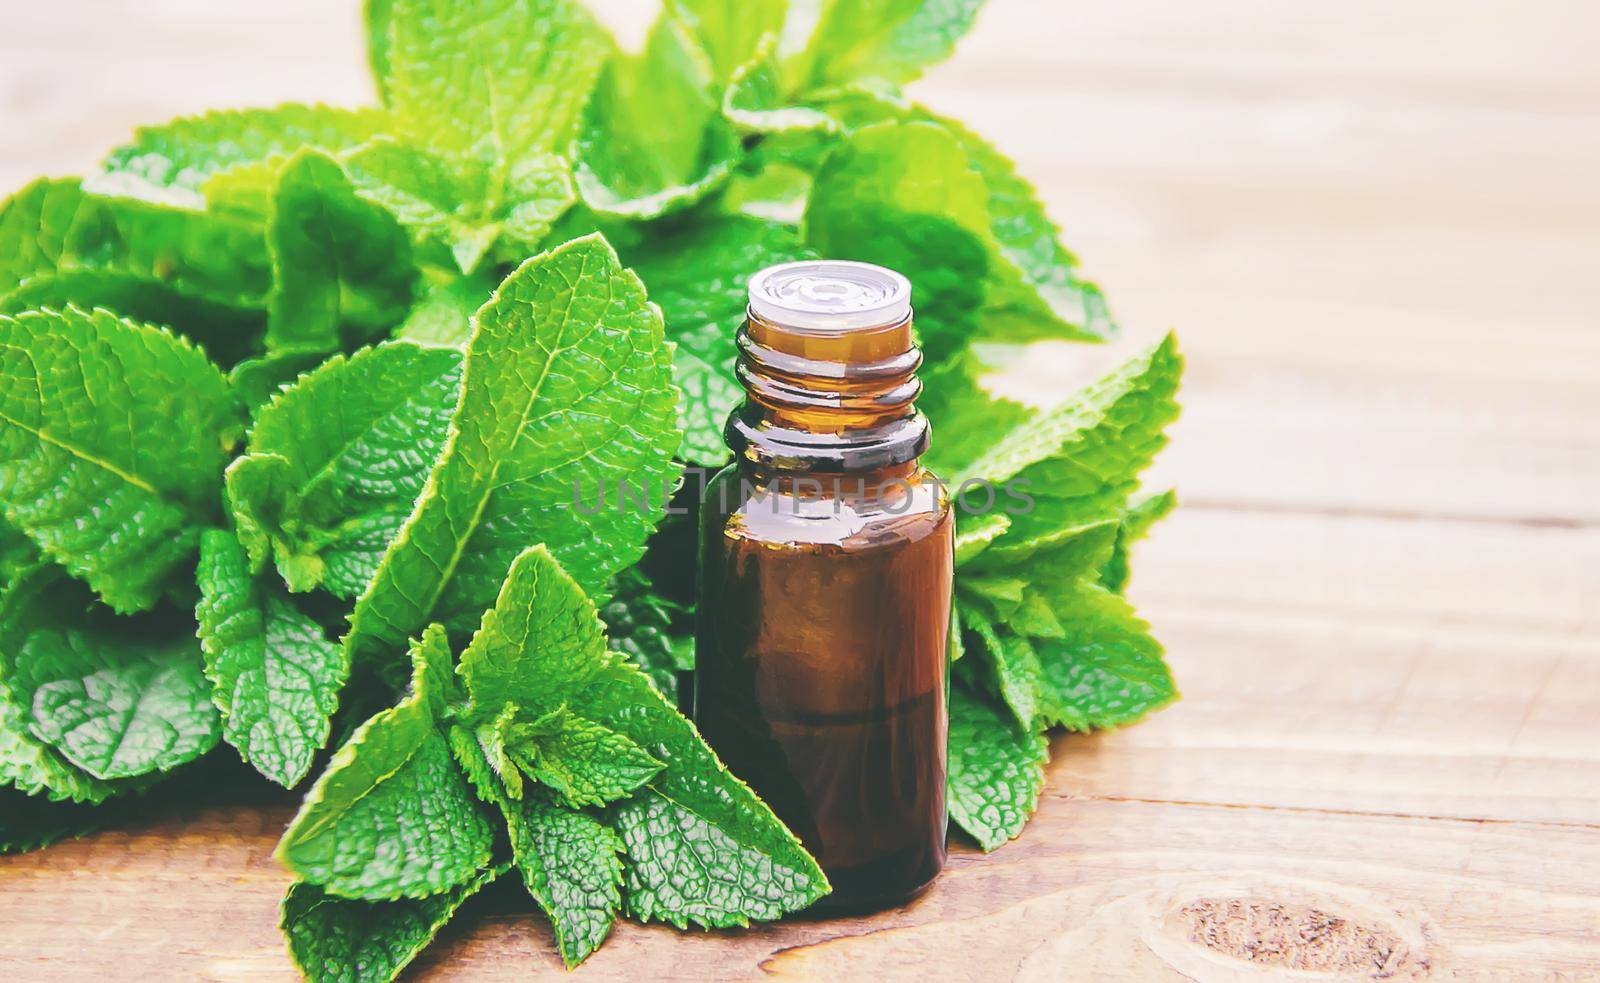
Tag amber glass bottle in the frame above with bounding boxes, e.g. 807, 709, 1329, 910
694, 261, 953, 912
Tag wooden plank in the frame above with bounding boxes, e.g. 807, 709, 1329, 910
4, 789, 1598, 979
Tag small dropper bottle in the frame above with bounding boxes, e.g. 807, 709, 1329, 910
694, 260, 953, 911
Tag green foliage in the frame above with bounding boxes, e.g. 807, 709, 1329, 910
0, 307, 242, 613
265, 149, 416, 354
576, 9, 741, 219
96, 103, 389, 206
344, 235, 680, 665
276, 626, 495, 900
0, 569, 217, 781
282, 863, 505, 983
195, 530, 348, 787
226, 341, 462, 598
0, 0, 1184, 972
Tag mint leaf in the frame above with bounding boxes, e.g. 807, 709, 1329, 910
378, 0, 611, 164
277, 625, 494, 899
227, 341, 462, 598
341, 138, 574, 274
456, 545, 828, 928
1028, 581, 1177, 731
620, 215, 813, 464
804, 121, 992, 359
0, 178, 270, 308
601, 568, 691, 698
0, 518, 34, 590
227, 350, 328, 413
0, 642, 125, 805
266, 149, 416, 355
798, 103, 1114, 347
195, 530, 348, 788
676, 0, 786, 83
0, 569, 218, 781
95, 104, 389, 208
0, 569, 129, 805
796, 0, 987, 89
919, 347, 1033, 477
0, 786, 119, 855
1101, 490, 1176, 594
576, 11, 741, 220
0, 270, 265, 368
501, 792, 625, 967
282, 863, 505, 983
957, 334, 1181, 540
393, 272, 496, 348
946, 679, 1046, 851
959, 605, 1041, 728
502, 705, 663, 808
346, 234, 680, 665
0, 306, 242, 612
723, 34, 839, 137
930, 111, 1113, 342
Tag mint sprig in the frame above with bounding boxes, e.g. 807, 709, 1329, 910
0, 0, 1186, 974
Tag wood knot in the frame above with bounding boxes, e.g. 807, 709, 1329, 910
1172, 896, 1424, 978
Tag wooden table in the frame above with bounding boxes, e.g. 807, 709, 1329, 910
3, 1, 1598, 979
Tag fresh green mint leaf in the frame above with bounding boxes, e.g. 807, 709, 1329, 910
266, 149, 417, 355
952, 512, 1010, 566
620, 214, 814, 465
456, 545, 828, 928
600, 567, 691, 699
919, 346, 1033, 478
282, 863, 505, 983
0, 627, 126, 805
0, 306, 242, 613
723, 34, 839, 136
227, 350, 328, 414
0, 518, 34, 591
195, 530, 348, 788
0, 568, 218, 781
94, 104, 390, 209
0, 270, 265, 368
1101, 490, 1176, 594
795, 0, 988, 90
804, 121, 992, 359
959, 605, 1041, 728
929, 110, 1113, 342
345, 235, 680, 665
793, 100, 1115, 346
576, 11, 741, 220
227, 341, 462, 598
676, 0, 786, 84
341, 138, 574, 275
1028, 580, 1177, 731
956, 334, 1181, 540
378, 0, 611, 164
455, 546, 619, 720
501, 792, 625, 968
502, 705, 664, 809
0, 178, 270, 309
276, 625, 493, 900
946, 679, 1047, 851
392, 271, 496, 348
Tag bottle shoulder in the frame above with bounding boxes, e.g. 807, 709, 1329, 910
701, 464, 953, 552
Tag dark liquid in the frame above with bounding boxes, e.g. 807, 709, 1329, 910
695, 497, 952, 911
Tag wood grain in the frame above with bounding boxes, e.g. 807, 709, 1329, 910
3, 0, 1598, 980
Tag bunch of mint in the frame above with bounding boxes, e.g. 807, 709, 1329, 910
0, 0, 1182, 975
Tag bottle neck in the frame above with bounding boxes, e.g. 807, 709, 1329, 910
726, 309, 930, 474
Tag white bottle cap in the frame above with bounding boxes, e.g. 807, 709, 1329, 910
747, 260, 912, 332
